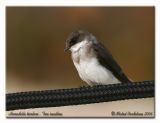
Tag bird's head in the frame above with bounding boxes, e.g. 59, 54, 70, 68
65, 30, 95, 52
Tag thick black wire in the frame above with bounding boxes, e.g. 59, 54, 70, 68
6, 80, 154, 111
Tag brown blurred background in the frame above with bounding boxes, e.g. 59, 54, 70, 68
6, 7, 154, 93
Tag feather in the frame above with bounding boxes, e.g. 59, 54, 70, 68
92, 41, 131, 83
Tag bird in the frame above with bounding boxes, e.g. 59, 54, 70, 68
65, 30, 131, 86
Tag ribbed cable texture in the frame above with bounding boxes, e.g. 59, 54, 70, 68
6, 80, 154, 111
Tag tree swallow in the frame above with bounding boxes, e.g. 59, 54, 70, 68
65, 30, 131, 86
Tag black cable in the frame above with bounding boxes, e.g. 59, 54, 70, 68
6, 80, 154, 111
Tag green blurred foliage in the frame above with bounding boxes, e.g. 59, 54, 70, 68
6, 7, 154, 92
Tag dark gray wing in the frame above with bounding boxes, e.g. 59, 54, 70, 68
92, 41, 131, 83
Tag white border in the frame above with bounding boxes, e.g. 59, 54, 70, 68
0, 0, 159, 123
1, 0, 160, 6
0, 0, 6, 121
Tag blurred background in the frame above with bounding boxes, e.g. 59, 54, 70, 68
6, 7, 154, 93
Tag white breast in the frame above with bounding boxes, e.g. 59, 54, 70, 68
73, 57, 120, 85
70, 40, 121, 86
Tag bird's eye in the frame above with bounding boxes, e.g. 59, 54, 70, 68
70, 36, 79, 46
